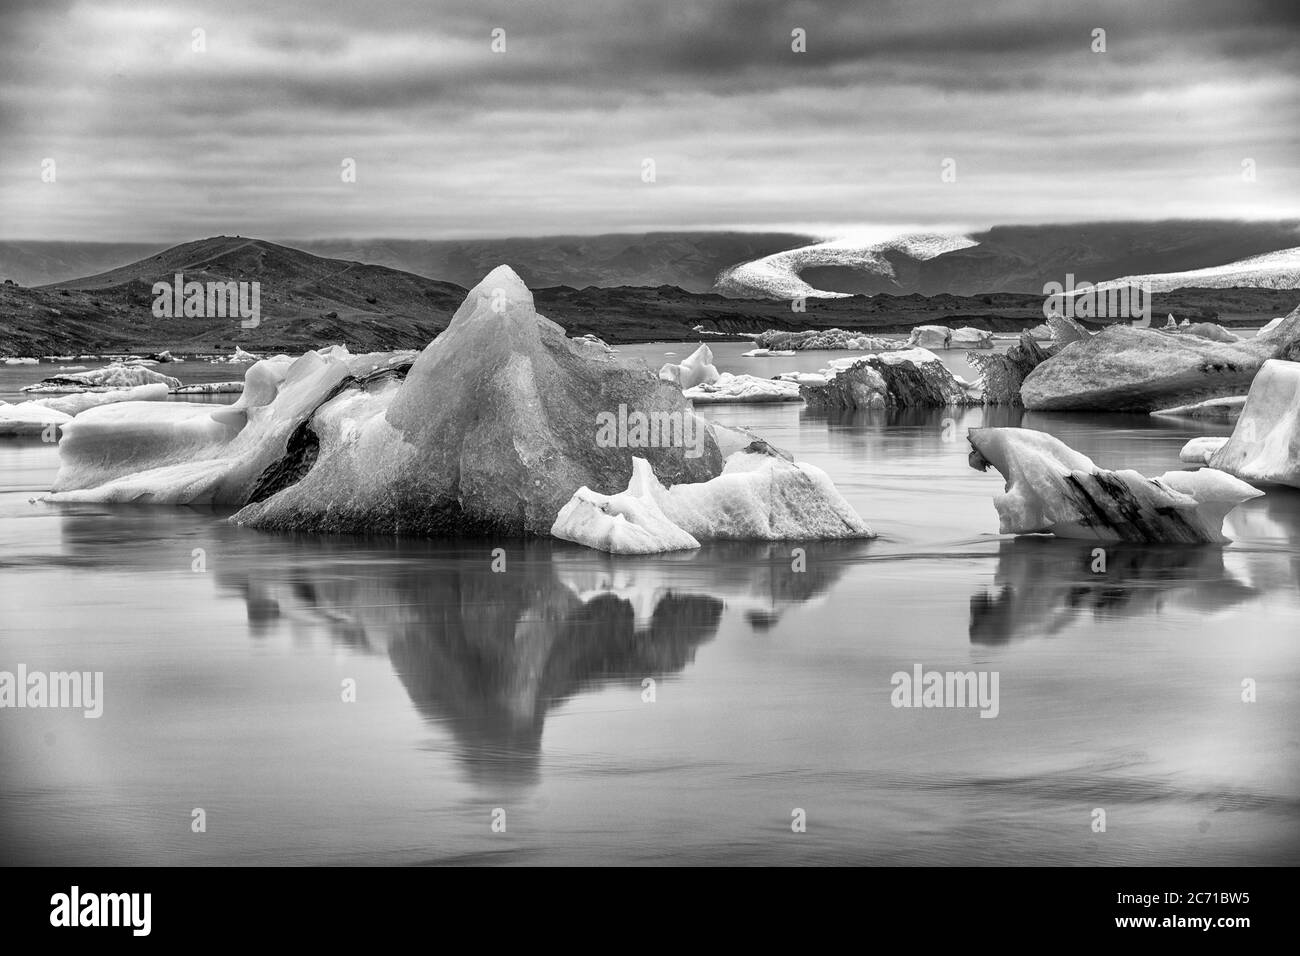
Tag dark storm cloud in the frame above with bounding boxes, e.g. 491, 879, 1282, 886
0, 0, 1296, 240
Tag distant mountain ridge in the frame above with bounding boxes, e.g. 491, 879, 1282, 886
0, 232, 813, 292
1, 235, 1294, 356
7, 222, 1299, 297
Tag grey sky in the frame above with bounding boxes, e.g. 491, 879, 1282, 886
2, 0, 1297, 241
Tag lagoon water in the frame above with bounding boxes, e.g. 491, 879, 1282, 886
2, 343, 1298, 865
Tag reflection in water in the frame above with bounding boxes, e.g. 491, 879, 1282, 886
204, 536, 867, 786
806, 405, 1025, 433
969, 537, 1258, 645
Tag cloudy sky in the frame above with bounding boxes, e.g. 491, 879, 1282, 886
2, 0, 1297, 241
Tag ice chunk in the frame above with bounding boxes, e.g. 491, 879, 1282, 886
659, 343, 720, 389
46, 348, 358, 503
656, 446, 874, 542
23, 362, 181, 391
952, 327, 994, 349
1198, 358, 1300, 487
684, 372, 803, 404
0, 402, 73, 437
1179, 436, 1229, 465
30, 383, 169, 416
968, 426, 1261, 543
906, 325, 952, 349
551, 458, 701, 553
551, 447, 873, 553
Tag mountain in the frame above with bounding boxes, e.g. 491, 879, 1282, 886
716, 220, 1300, 298
1, 236, 1294, 356
290, 233, 813, 294
0, 242, 171, 289
0, 236, 466, 355
0, 232, 812, 291
1092, 246, 1300, 294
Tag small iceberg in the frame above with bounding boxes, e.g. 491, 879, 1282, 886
968, 426, 1261, 543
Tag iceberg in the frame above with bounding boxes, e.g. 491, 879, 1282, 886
1189, 359, 1300, 487
774, 371, 830, 386
1181, 322, 1239, 343
551, 458, 703, 554
906, 325, 952, 349
232, 267, 728, 534
658, 343, 719, 389
30, 383, 169, 416
552, 445, 873, 553
683, 372, 803, 404
952, 327, 994, 349
210, 346, 263, 364
171, 382, 246, 395
752, 329, 898, 352
967, 426, 1262, 543
45, 267, 869, 543
966, 332, 1054, 406
1045, 313, 1092, 345
802, 348, 980, 408
0, 402, 73, 437
23, 363, 182, 392
1021, 303, 1300, 412
47, 352, 342, 502
1179, 436, 1228, 465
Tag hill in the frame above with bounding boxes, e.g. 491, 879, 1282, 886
0, 236, 1294, 356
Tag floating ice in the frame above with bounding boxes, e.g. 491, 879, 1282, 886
552, 446, 873, 553
1189, 359, 1300, 487
659, 343, 720, 389
968, 426, 1261, 543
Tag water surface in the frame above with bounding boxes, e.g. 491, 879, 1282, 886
1, 345, 1297, 865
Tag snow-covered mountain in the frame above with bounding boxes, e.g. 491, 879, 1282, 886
714, 232, 979, 299
1092, 246, 1300, 293
713, 222, 1300, 299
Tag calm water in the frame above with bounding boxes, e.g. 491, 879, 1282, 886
2, 344, 1298, 865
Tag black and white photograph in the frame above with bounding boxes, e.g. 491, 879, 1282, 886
0, 0, 1297, 922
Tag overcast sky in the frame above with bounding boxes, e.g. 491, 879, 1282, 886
2, 0, 1297, 241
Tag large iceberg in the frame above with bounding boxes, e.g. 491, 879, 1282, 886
1184, 359, 1300, 488
967, 427, 1262, 543
1020, 303, 1300, 412
46, 266, 867, 545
